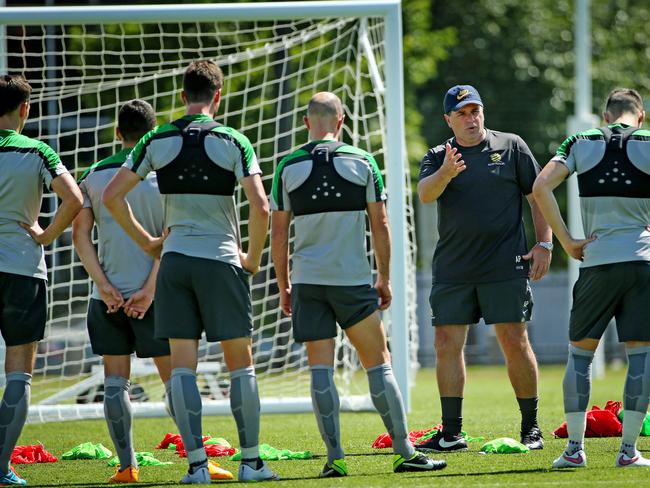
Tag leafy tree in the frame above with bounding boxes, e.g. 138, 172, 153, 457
414, 0, 650, 267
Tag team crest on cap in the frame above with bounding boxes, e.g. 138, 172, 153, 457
456, 89, 470, 100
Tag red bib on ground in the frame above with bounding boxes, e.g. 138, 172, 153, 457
11, 444, 58, 464
553, 402, 622, 438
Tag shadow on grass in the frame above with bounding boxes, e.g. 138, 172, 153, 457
345, 450, 393, 457
422, 467, 574, 478
27, 484, 179, 488
275, 466, 585, 483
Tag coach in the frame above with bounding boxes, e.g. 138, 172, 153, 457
416, 85, 551, 453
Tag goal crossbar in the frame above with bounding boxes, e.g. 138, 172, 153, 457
0, 1, 400, 24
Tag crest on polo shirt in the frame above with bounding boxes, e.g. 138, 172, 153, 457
488, 152, 505, 166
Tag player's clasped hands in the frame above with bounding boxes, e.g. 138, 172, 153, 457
99, 282, 124, 314
123, 288, 154, 319
441, 142, 466, 179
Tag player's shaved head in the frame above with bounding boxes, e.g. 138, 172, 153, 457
308, 92, 343, 120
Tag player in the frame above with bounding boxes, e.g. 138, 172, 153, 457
271, 91, 447, 477
102, 60, 277, 483
0, 74, 83, 486
533, 88, 650, 468
73, 100, 196, 483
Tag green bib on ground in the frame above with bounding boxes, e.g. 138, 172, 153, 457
619, 411, 650, 436
204, 437, 231, 447
415, 429, 484, 444
480, 437, 530, 454
230, 443, 312, 461
62, 442, 112, 460
107, 451, 172, 467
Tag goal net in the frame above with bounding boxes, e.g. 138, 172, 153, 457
0, 1, 418, 422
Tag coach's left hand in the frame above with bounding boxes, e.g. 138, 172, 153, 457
523, 245, 551, 281
124, 288, 154, 319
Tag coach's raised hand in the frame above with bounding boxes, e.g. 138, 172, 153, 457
441, 142, 466, 179
417, 142, 466, 204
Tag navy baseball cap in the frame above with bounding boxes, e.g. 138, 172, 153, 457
443, 85, 483, 113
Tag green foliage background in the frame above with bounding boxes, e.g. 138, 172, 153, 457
406, 0, 650, 268
13, 0, 650, 182
10, 0, 650, 269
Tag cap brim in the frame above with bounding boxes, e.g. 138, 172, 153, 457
448, 99, 483, 112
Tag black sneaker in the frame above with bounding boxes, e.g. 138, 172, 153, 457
393, 452, 447, 472
319, 459, 348, 478
416, 431, 468, 453
521, 425, 544, 450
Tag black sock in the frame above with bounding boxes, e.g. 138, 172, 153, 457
517, 397, 539, 430
188, 459, 207, 474
440, 397, 463, 436
242, 457, 263, 469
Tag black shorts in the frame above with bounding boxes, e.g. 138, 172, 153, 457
0, 271, 47, 346
87, 298, 170, 357
570, 261, 650, 342
291, 283, 379, 342
429, 278, 533, 326
155, 252, 253, 342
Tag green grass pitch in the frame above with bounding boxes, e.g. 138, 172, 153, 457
15, 365, 648, 487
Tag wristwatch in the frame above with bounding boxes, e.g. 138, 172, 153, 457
536, 241, 554, 252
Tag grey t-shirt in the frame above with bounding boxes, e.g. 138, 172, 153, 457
552, 124, 650, 267
79, 148, 163, 299
419, 129, 540, 284
0, 129, 68, 280
271, 140, 386, 286
124, 114, 261, 266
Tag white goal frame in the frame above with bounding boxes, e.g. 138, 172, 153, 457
0, 0, 412, 420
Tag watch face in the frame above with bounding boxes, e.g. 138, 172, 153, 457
538, 242, 553, 251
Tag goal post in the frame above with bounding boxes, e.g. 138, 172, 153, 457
0, 0, 416, 422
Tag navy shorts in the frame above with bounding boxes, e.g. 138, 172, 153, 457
291, 283, 379, 342
570, 261, 650, 342
0, 271, 46, 346
87, 298, 169, 357
155, 252, 253, 342
430, 278, 533, 326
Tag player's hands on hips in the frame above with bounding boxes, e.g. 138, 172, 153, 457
374, 275, 392, 310
99, 282, 124, 313
441, 142, 466, 180
239, 251, 260, 275
279, 284, 292, 317
124, 288, 154, 319
143, 227, 169, 258
563, 235, 597, 262
20, 220, 53, 246
523, 245, 552, 281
